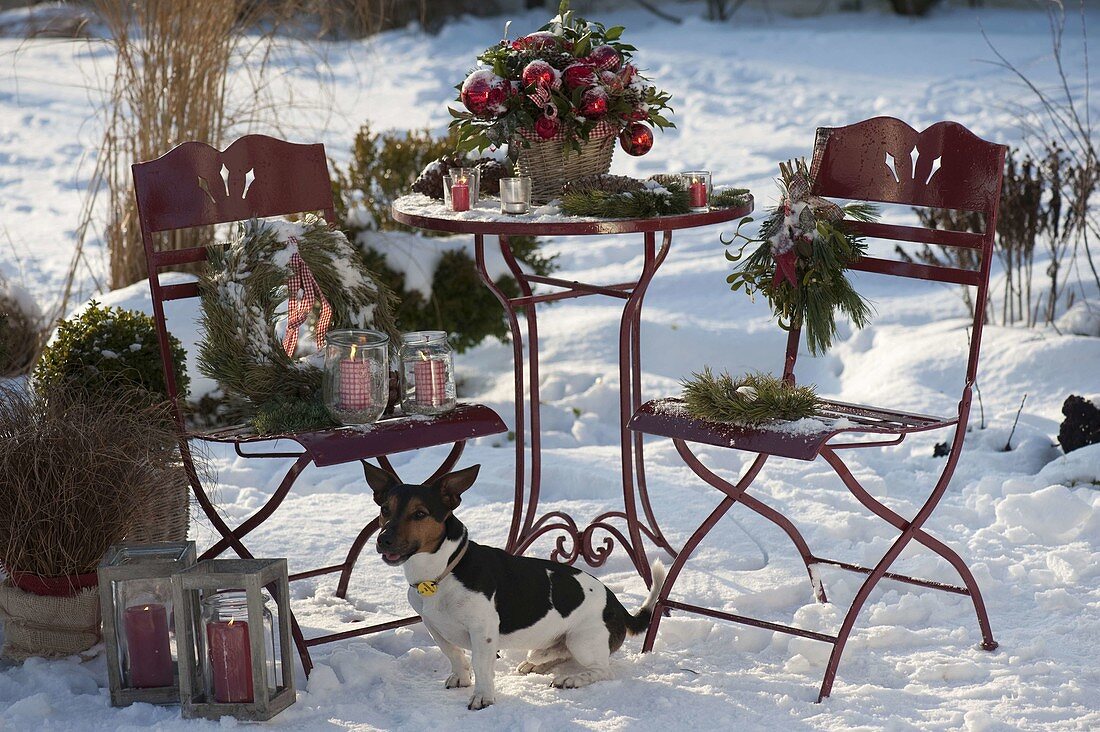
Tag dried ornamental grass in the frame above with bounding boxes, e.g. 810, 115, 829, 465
0, 384, 183, 578
0, 288, 46, 378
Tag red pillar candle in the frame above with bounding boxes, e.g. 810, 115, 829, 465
451, 179, 470, 212
206, 619, 254, 703
123, 604, 174, 688
339, 351, 372, 412
689, 180, 708, 208
414, 358, 446, 407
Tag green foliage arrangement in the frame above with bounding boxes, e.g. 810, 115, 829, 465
198, 216, 398, 433
724, 159, 876, 356
682, 368, 821, 426
35, 302, 187, 401
560, 175, 750, 219
448, 0, 674, 154
330, 122, 555, 352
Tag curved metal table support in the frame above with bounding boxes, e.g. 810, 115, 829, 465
393, 198, 754, 585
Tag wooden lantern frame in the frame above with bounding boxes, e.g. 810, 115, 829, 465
98, 541, 197, 707
172, 558, 295, 721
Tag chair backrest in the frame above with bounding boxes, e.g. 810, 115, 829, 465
782, 117, 1005, 401
131, 134, 336, 421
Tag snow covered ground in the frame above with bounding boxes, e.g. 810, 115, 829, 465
2, 4, 1099, 730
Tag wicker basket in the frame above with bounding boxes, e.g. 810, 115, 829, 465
512, 122, 617, 204
125, 463, 190, 544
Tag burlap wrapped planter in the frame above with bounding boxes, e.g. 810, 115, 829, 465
512, 121, 616, 204
0, 580, 101, 660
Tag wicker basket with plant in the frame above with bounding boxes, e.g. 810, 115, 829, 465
449, 0, 674, 202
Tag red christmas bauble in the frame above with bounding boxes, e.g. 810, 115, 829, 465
629, 103, 649, 121
580, 88, 608, 118
461, 76, 492, 116
512, 31, 558, 51
534, 115, 560, 140
563, 62, 596, 90
522, 60, 558, 89
599, 70, 624, 93
619, 123, 653, 156
487, 84, 508, 112
587, 44, 621, 72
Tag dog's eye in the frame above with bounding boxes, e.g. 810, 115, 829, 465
412, 510, 428, 520
380, 506, 391, 518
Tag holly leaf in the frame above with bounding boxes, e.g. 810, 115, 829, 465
605, 25, 624, 40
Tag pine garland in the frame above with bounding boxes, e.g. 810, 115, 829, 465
559, 176, 750, 219
724, 159, 875, 356
682, 368, 820, 426
198, 216, 399, 434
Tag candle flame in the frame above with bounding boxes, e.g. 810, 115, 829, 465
349, 344, 358, 359
228, 618, 235, 626
143, 605, 150, 611
456, 174, 468, 185
419, 349, 429, 361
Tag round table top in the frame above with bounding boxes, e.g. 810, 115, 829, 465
391, 193, 754, 237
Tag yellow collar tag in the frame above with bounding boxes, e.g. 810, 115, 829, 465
416, 580, 438, 597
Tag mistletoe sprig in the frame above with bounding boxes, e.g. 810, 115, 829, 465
448, 0, 674, 155
723, 159, 876, 356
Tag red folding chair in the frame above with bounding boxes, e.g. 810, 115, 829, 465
629, 117, 1004, 701
132, 134, 506, 675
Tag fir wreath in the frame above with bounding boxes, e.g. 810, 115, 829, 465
559, 174, 750, 218
198, 216, 399, 433
724, 159, 876, 356
681, 369, 820, 427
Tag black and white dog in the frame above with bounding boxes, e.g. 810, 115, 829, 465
366, 462, 665, 710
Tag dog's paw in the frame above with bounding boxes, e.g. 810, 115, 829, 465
467, 691, 494, 710
516, 661, 536, 675
552, 672, 597, 689
445, 671, 472, 689
518, 659, 565, 675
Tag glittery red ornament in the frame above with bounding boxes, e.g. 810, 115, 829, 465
461, 76, 492, 116
522, 60, 558, 89
599, 70, 624, 93
587, 44, 621, 72
487, 84, 508, 113
562, 62, 596, 90
579, 88, 608, 118
629, 103, 649, 121
619, 123, 653, 156
534, 115, 560, 140
512, 31, 558, 51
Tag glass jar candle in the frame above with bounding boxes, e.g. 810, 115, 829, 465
199, 591, 281, 705
399, 331, 456, 415
323, 329, 389, 426
681, 170, 711, 212
500, 177, 532, 215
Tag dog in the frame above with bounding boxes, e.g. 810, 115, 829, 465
366, 462, 666, 710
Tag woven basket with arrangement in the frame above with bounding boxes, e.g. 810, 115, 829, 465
450, 0, 674, 203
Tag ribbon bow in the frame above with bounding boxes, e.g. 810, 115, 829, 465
769, 173, 845, 288
282, 244, 334, 358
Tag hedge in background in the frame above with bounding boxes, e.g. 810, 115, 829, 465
331, 122, 554, 351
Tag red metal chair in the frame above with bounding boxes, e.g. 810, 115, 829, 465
132, 134, 506, 675
629, 117, 1004, 701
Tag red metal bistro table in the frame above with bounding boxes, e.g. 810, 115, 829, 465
392, 195, 753, 584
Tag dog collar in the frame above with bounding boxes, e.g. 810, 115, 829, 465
412, 531, 468, 597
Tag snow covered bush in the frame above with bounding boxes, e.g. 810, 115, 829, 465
331, 122, 554, 351
35, 302, 187, 402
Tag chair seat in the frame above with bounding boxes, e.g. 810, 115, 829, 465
629, 398, 955, 461
190, 403, 507, 467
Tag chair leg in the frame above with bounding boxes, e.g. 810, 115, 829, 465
335, 517, 380, 600
643, 448, 769, 651
819, 447, 997, 651
674, 441, 823, 601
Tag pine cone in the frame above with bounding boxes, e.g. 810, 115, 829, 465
561, 174, 645, 196
647, 173, 682, 189
475, 158, 509, 195
411, 154, 465, 199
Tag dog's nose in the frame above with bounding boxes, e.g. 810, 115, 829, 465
378, 530, 396, 548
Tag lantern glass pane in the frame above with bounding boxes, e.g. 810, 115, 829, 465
113, 576, 177, 689
198, 590, 279, 703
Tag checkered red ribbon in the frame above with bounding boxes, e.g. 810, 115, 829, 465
282, 245, 334, 357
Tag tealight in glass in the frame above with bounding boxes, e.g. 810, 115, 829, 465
681, 170, 711, 213
500, 177, 532, 215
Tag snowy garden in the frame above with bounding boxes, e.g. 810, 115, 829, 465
0, 0, 1098, 729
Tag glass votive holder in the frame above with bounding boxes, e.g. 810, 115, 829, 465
199, 590, 280, 705
323, 329, 389, 426
456, 167, 480, 206
500, 177, 532, 215
399, 331, 456, 416
681, 170, 712, 213
443, 173, 470, 212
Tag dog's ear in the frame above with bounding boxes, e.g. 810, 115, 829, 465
363, 462, 399, 506
434, 464, 480, 511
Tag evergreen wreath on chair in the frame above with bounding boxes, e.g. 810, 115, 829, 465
723, 159, 876, 355
198, 216, 399, 433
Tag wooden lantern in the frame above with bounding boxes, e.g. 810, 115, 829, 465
172, 559, 295, 721
98, 541, 197, 707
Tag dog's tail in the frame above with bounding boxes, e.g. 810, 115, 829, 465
624, 560, 667, 636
